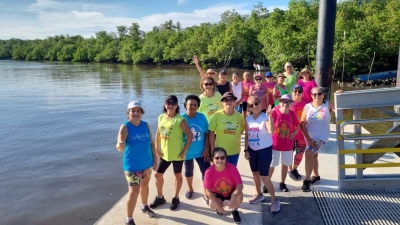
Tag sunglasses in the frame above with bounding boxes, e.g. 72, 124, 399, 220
292, 90, 303, 93
165, 101, 177, 106
280, 101, 292, 105
203, 82, 214, 86
255, 78, 262, 81
311, 92, 323, 97
214, 156, 226, 160
248, 102, 260, 108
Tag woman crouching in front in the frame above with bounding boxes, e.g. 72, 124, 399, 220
203, 147, 243, 224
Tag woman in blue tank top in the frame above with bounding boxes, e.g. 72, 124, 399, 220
116, 101, 157, 225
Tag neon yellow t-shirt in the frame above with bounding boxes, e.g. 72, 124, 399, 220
208, 110, 245, 156
283, 71, 298, 91
198, 92, 223, 122
158, 114, 185, 161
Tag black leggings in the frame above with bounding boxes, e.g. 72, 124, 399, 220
156, 158, 184, 174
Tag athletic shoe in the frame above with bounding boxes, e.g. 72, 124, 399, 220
149, 196, 166, 209
302, 180, 312, 192
262, 185, 268, 193
311, 176, 321, 185
141, 205, 155, 218
249, 194, 265, 204
185, 191, 193, 199
279, 182, 289, 192
290, 169, 302, 181
125, 219, 136, 225
271, 198, 281, 213
170, 197, 180, 210
232, 210, 241, 224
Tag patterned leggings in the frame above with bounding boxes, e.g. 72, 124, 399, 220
293, 139, 306, 166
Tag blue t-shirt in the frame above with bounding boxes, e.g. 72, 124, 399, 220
123, 120, 153, 172
182, 112, 208, 160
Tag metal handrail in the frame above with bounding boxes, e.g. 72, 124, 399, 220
339, 117, 400, 140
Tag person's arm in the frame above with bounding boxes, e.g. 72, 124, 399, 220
116, 124, 127, 152
155, 127, 162, 157
268, 114, 275, 134
244, 120, 250, 160
289, 111, 300, 139
209, 131, 216, 151
178, 119, 193, 159
201, 131, 210, 162
300, 105, 317, 148
229, 82, 233, 93
193, 55, 206, 79
208, 114, 217, 151
273, 85, 280, 101
249, 86, 254, 97
264, 86, 269, 107
147, 123, 157, 170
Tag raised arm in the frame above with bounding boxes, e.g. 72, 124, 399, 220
193, 55, 206, 79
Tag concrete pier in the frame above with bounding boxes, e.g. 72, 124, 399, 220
95, 125, 399, 225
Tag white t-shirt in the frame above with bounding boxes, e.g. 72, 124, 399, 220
305, 102, 331, 142
231, 82, 242, 103
246, 113, 273, 150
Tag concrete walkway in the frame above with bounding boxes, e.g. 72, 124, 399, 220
95, 124, 399, 225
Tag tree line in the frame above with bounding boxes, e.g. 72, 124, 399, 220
0, 0, 399, 80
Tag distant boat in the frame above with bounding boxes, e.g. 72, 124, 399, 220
253, 63, 269, 71
353, 70, 397, 81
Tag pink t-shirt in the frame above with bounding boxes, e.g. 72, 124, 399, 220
262, 81, 276, 106
203, 163, 243, 197
290, 100, 307, 141
249, 84, 268, 110
297, 79, 318, 103
241, 80, 255, 102
271, 109, 299, 151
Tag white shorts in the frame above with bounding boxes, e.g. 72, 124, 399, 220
270, 150, 292, 167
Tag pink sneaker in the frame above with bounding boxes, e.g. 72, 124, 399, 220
249, 194, 265, 204
271, 198, 281, 213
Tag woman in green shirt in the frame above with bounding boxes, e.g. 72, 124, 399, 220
150, 95, 193, 211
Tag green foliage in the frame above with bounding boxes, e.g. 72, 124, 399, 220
0, 0, 399, 79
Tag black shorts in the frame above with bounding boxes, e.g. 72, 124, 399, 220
242, 102, 248, 111
214, 191, 233, 201
156, 158, 184, 174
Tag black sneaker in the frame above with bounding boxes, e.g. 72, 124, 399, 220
311, 176, 321, 185
302, 180, 311, 192
170, 197, 180, 210
141, 205, 155, 218
149, 196, 166, 209
279, 182, 289, 192
291, 169, 302, 181
262, 185, 268, 193
232, 210, 241, 224
125, 219, 136, 225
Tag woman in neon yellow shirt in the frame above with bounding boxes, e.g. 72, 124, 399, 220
198, 77, 222, 122
209, 92, 245, 166
150, 95, 193, 211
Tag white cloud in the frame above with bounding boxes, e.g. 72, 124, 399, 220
0, 0, 252, 39
177, 0, 189, 5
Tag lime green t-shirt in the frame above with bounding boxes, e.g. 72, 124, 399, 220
198, 92, 223, 122
208, 110, 245, 156
158, 114, 185, 161
283, 71, 298, 91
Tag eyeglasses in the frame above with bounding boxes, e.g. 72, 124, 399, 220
255, 78, 262, 81
248, 102, 260, 108
214, 156, 226, 160
292, 90, 303, 93
280, 101, 293, 105
203, 82, 214, 86
165, 101, 177, 106
311, 92, 323, 97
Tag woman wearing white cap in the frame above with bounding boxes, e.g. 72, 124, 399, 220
116, 101, 157, 225
283, 62, 299, 91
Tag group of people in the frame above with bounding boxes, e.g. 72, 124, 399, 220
116, 57, 341, 225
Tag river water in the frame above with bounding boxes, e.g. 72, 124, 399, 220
0, 60, 395, 224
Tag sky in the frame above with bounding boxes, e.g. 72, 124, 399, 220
0, 0, 289, 39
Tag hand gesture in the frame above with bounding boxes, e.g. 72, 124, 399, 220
244, 151, 250, 160
201, 149, 210, 162
193, 55, 199, 64
178, 151, 186, 160
152, 160, 158, 171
